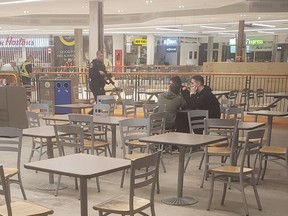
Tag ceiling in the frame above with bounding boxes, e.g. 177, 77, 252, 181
0, 0, 288, 38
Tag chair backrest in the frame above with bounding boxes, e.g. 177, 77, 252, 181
187, 110, 208, 134
143, 103, 166, 118
123, 99, 136, 117
255, 88, 265, 105
129, 152, 160, 210
240, 129, 265, 175
149, 112, 166, 135
40, 100, 54, 115
92, 103, 111, 117
100, 98, 116, 116
228, 90, 238, 102
225, 107, 244, 121
0, 127, 22, 170
0, 164, 13, 216
26, 111, 41, 128
124, 86, 134, 100
54, 124, 84, 155
119, 118, 150, 157
220, 98, 234, 111
96, 95, 114, 104
204, 118, 239, 160
28, 103, 50, 117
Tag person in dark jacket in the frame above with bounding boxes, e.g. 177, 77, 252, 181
182, 75, 221, 118
89, 50, 107, 101
157, 83, 186, 129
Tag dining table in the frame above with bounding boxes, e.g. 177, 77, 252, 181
247, 110, 288, 146
24, 153, 131, 216
43, 115, 127, 157
54, 103, 93, 114
265, 92, 288, 110
140, 132, 226, 206
212, 90, 230, 100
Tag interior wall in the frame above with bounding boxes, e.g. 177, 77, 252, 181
180, 43, 199, 65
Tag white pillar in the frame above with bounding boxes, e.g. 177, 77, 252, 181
271, 35, 279, 62
112, 34, 124, 66
89, 1, 104, 60
147, 34, 155, 65
74, 29, 83, 68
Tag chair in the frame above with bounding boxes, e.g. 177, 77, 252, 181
123, 99, 136, 117
184, 110, 208, 172
220, 99, 233, 118
249, 88, 273, 111
92, 103, 111, 116
239, 88, 255, 111
40, 100, 54, 116
72, 86, 91, 104
93, 152, 160, 216
0, 164, 54, 216
0, 127, 27, 201
119, 118, 151, 188
225, 107, 244, 121
53, 124, 101, 196
201, 118, 239, 188
258, 145, 288, 183
100, 98, 116, 116
207, 129, 265, 216
228, 90, 239, 105
26, 111, 48, 162
28, 103, 50, 117
143, 103, 166, 118
96, 95, 114, 104
68, 114, 111, 156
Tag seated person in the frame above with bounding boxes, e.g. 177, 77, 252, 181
182, 75, 221, 118
157, 83, 186, 130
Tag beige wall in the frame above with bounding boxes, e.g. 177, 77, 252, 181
203, 62, 288, 74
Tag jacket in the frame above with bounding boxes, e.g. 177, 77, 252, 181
157, 91, 187, 129
182, 85, 221, 118
89, 59, 106, 90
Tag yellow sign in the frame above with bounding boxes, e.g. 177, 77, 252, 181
133, 38, 147, 45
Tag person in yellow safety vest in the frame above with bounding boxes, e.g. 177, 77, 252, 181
21, 55, 33, 85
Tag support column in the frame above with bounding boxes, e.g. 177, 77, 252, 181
74, 29, 83, 68
218, 42, 223, 62
207, 36, 213, 62
89, 1, 104, 60
271, 35, 279, 62
147, 34, 155, 65
236, 20, 245, 62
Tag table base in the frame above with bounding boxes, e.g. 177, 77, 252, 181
161, 196, 198, 206
36, 183, 67, 191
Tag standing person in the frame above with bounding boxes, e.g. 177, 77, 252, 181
182, 75, 221, 118
21, 55, 33, 85
89, 50, 107, 102
157, 83, 186, 130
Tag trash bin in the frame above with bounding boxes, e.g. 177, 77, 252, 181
39, 78, 55, 102
54, 79, 71, 114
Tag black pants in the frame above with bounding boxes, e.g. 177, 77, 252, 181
91, 87, 105, 102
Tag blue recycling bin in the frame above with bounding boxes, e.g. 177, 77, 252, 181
54, 79, 71, 114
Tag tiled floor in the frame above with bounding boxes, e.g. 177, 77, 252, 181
1, 121, 287, 216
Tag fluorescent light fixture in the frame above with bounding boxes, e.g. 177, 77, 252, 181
200, 25, 226, 30
0, 28, 39, 33
155, 27, 183, 32
252, 23, 276, 28
218, 32, 236, 35
0, 0, 41, 5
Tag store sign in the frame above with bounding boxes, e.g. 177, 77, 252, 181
133, 38, 147, 45
165, 47, 177, 52
0, 35, 49, 47
247, 39, 264, 45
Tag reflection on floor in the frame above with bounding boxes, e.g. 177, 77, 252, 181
1, 122, 287, 216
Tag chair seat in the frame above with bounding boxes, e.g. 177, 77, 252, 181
210, 165, 253, 174
238, 136, 266, 143
84, 140, 109, 148
208, 147, 231, 155
126, 140, 149, 147
93, 195, 150, 214
91, 129, 106, 136
260, 146, 286, 155
125, 153, 150, 160
208, 141, 228, 147
0, 200, 54, 216
3, 168, 18, 178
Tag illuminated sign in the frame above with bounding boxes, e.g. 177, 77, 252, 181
247, 39, 264, 45
165, 47, 177, 52
133, 38, 147, 45
0, 35, 49, 47
163, 38, 178, 46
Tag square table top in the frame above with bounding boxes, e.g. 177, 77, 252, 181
54, 104, 93, 109
43, 115, 127, 125
265, 92, 288, 98
247, 110, 288, 117
139, 132, 226, 147
23, 125, 55, 138
24, 153, 131, 178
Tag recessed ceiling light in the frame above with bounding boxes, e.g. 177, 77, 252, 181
145, 0, 152, 3
23, 10, 29, 14
117, 10, 124, 13
258, 17, 261, 20
178, 6, 185, 9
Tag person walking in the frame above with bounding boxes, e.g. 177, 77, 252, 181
21, 55, 33, 85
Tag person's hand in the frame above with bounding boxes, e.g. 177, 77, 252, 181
190, 85, 198, 93
99, 71, 105, 76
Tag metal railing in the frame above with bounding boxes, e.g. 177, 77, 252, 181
30, 70, 288, 111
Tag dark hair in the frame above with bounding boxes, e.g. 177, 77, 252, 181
191, 75, 204, 85
169, 83, 181, 95
170, 76, 182, 86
